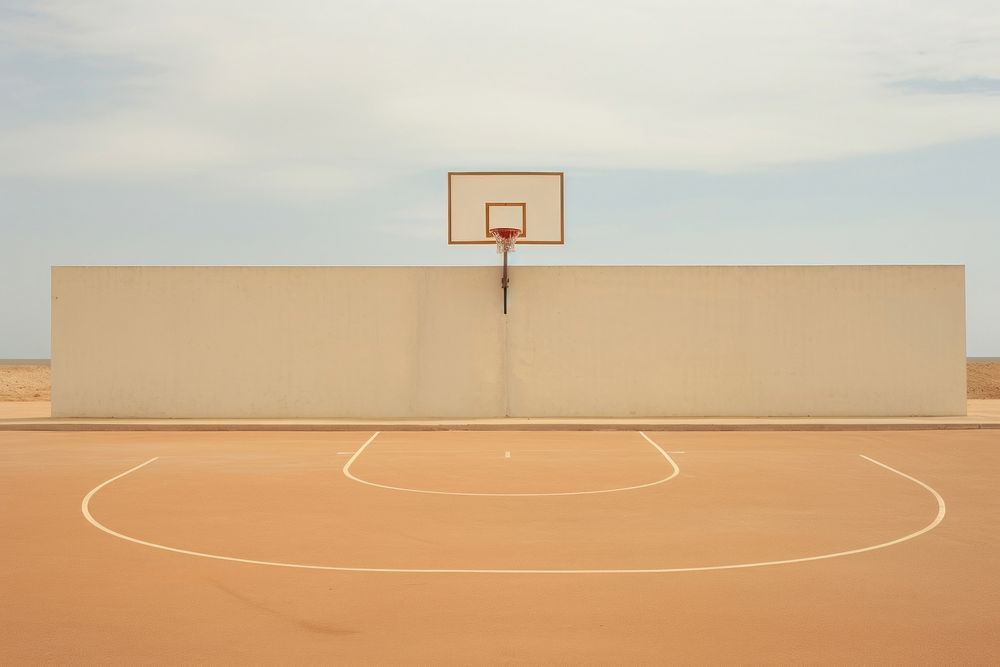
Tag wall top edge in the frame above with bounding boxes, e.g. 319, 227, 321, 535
50, 264, 966, 270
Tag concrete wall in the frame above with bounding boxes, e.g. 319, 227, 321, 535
507, 266, 966, 417
52, 265, 966, 418
52, 267, 506, 418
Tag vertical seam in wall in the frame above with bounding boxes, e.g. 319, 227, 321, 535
503, 311, 510, 418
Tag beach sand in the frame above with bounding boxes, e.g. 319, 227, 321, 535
0, 364, 50, 401
968, 361, 1000, 399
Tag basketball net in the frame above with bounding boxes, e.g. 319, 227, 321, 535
490, 227, 521, 254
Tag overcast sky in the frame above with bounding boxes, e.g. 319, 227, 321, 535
2, 0, 999, 356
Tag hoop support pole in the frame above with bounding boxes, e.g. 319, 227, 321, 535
502, 249, 509, 314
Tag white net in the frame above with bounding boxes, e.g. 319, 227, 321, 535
490, 228, 521, 254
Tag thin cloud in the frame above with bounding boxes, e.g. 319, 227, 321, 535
1, 0, 999, 191
889, 77, 1000, 96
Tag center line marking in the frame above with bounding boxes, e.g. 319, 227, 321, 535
505, 451, 511, 459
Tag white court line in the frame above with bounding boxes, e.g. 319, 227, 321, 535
505, 451, 511, 459
340, 431, 680, 496
81, 450, 946, 574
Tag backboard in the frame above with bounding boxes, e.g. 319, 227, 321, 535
448, 172, 564, 245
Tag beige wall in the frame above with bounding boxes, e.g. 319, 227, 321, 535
52, 265, 966, 418
507, 266, 966, 417
52, 267, 506, 418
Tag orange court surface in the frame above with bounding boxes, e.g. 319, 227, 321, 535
2, 428, 999, 664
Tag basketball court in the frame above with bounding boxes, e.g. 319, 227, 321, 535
5, 170, 994, 663
2, 428, 998, 663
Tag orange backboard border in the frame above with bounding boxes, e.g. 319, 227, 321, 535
448, 171, 564, 245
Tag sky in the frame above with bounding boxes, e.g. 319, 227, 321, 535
1, 0, 998, 356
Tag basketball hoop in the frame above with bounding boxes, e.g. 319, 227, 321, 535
490, 227, 521, 254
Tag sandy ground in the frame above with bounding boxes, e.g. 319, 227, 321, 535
0, 429, 997, 664
2, 362, 998, 402
0, 364, 50, 401
968, 361, 1000, 399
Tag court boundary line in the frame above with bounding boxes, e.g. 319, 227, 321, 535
81, 449, 946, 574
340, 431, 680, 496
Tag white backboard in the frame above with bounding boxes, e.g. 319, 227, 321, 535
448, 172, 564, 245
